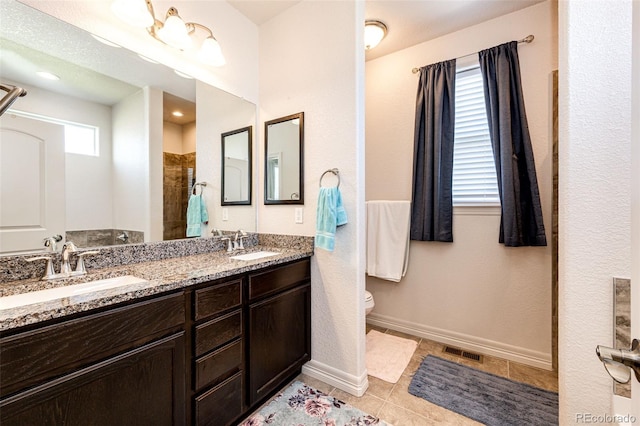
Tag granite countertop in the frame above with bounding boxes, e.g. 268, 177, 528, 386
0, 246, 312, 332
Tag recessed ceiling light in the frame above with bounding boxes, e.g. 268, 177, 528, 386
174, 70, 193, 79
172, 111, 184, 117
36, 71, 60, 81
138, 54, 159, 64
90, 34, 121, 48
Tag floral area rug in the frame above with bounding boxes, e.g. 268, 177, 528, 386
238, 381, 388, 426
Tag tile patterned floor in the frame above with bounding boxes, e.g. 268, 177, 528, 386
288, 325, 558, 425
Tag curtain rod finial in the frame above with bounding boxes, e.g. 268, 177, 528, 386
521, 34, 534, 43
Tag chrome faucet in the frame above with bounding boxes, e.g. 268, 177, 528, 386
26, 242, 100, 280
60, 242, 78, 275
233, 230, 247, 251
221, 236, 233, 252
43, 234, 63, 252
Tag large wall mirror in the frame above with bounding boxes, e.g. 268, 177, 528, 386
222, 126, 252, 205
0, 0, 257, 255
264, 112, 304, 205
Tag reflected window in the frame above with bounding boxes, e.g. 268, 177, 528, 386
64, 124, 99, 156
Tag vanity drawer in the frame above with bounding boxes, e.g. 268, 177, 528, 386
194, 279, 242, 321
194, 309, 242, 357
194, 371, 243, 426
0, 292, 185, 398
194, 339, 243, 392
248, 259, 310, 301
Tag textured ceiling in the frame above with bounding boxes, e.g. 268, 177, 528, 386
228, 0, 302, 25
1, 0, 546, 111
363, 0, 546, 61
0, 0, 195, 108
228, 0, 546, 61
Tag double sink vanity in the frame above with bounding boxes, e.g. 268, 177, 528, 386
0, 233, 313, 426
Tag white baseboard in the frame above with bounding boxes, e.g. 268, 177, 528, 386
367, 312, 553, 371
302, 360, 369, 397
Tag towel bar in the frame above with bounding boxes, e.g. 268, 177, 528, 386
319, 168, 340, 188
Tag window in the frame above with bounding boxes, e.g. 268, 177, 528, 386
64, 123, 99, 156
8, 110, 99, 156
452, 66, 500, 206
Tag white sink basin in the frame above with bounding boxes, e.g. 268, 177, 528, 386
0, 275, 148, 310
230, 251, 280, 261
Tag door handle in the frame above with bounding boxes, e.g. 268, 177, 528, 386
596, 339, 640, 384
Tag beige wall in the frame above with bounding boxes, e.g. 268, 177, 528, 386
259, 1, 368, 396
163, 121, 184, 155
365, 1, 557, 369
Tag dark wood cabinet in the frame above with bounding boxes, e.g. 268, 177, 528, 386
0, 333, 186, 426
0, 257, 311, 426
247, 259, 311, 405
0, 292, 186, 426
190, 277, 245, 426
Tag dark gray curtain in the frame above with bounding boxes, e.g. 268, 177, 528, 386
410, 59, 456, 242
479, 42, 547, 246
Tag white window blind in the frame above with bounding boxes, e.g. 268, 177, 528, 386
452, 66, 500, 206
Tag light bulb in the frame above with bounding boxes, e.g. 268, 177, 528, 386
157, 14, 192, 50
111, 0, 154, 28
199, 37, 226, 66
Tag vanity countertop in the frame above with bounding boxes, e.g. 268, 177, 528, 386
0, 246, 313, 332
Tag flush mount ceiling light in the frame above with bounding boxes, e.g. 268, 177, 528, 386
111, 0, 226, 67
364, 20, 387, 50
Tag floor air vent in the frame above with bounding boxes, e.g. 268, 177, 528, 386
443, 345, 483, 363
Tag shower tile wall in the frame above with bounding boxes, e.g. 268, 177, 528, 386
66, 229, 144, 247
163, 152, 196, 240
614, 277, 631, 398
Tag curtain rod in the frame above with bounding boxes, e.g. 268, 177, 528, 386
411, 34, 534, 74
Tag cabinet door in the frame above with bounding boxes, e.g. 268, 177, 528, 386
0, 292, 185, 398
248, 283, 310, 405
0, 333, 186, 426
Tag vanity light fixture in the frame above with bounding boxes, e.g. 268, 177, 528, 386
364, 20, 388, 50
111, 0, 226, 67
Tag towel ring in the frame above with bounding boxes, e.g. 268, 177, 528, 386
319, 168, 340, 188
192, 181, 207, 195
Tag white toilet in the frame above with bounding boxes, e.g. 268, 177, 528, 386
365, 290, 375, 315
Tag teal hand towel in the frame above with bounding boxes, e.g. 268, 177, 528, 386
315, 187, 348, 251
186, 194, 209, 237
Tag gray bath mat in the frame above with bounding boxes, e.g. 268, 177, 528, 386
409, 355, 558, 426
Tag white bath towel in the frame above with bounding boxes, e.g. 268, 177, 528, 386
366, 200, 411, 282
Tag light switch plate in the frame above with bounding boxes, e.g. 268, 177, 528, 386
295, 208, 303, 224
222, 208, 228, 221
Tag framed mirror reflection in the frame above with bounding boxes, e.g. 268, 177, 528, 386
264, 112, 304, 205
221, 126, 252, 205
0, 1, 259, 254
